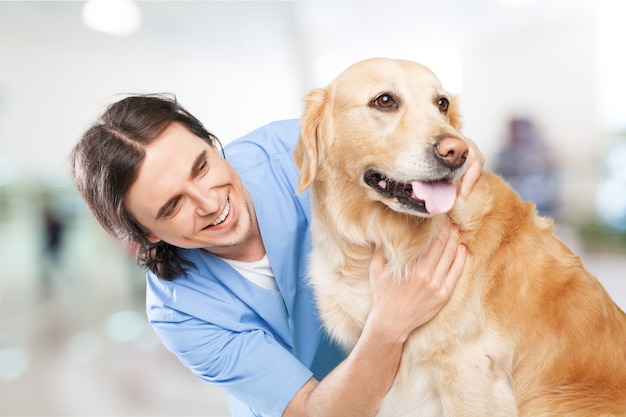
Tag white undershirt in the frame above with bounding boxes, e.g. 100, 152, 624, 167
222, 254, 279, 291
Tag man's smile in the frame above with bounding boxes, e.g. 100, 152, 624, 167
209, 200, 231, 227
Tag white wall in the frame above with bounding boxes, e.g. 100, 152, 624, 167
462, 15, 603, 218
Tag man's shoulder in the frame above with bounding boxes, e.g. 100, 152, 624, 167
225, 119, 300, 174
226, 119, 299, 153
246, 119, 299, 139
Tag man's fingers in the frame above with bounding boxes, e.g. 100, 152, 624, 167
432, 224, 461, 281
369, 246, 387, 278
444, 244, 467, 292
460, 163, 482, 197
416, 222, 452, 275
460, 136, 485, 198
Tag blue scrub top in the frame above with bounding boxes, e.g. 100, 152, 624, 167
146, 120, 345, 417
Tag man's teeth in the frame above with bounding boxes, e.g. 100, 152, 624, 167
210, 201, 230, 226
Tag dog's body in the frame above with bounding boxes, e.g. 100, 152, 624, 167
294, 57, 626, 416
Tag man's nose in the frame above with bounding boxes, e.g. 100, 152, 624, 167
190, 186, 219, 216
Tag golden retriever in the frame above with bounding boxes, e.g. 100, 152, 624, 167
294, 57, 626, 417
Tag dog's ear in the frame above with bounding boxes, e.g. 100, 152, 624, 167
448, 95, 463, 130
294, 88, 329, 193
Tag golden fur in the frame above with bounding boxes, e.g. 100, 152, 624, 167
294, 57, 626, 417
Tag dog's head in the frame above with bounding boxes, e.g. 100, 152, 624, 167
295, 57, 468, 219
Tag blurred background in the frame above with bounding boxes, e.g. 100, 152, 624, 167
1, 0, 625, 415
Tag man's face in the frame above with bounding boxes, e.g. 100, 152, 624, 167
125, 122, 255, 255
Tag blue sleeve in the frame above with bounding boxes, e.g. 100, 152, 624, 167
150, 308, 313, 416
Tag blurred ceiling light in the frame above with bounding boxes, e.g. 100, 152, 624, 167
81, 0, 142, 37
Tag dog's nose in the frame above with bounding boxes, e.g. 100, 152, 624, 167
434, 136, 469, 170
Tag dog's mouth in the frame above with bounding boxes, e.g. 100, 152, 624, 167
364, 170, 457, 215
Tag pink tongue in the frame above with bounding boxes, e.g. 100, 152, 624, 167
411, 181, 457, 214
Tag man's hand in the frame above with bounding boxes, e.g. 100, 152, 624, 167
367, 220, 467, 344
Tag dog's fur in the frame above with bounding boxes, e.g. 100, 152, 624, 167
294, 57, 626, 417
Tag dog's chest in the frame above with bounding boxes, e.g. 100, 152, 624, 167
377, 264, 517, 417
376, 327, 517, 417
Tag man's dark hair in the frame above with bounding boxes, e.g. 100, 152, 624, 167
70, 93, 221, 280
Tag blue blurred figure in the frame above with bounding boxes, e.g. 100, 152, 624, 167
495, 117, 560, 218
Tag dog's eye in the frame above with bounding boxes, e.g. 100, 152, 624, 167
437, 97, 450, 113
371, 94, 397, 110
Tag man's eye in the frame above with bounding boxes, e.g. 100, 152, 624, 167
196, 160, 208, 176
371, 93, 397, 110
165, 199, 182, 218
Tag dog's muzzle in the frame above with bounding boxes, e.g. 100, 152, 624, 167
364, 170, 457, 215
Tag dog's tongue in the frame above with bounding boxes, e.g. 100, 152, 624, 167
411, 181, 457, 214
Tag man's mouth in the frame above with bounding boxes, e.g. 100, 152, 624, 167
210, 200, 230, 227
363, 170, 457, 215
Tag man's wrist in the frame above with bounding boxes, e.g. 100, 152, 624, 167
362, 311, 410, 346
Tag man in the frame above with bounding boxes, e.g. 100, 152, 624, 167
70, 93, 483, 417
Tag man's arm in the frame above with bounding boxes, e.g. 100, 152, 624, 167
284, 222, 467, 417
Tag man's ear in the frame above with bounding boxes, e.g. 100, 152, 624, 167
294, 88, 330, 193
145, 233, 162, 244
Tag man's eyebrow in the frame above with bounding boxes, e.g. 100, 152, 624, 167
190, 150, 208, 177
155, 196, 177, 221
155, 150, 208, 221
